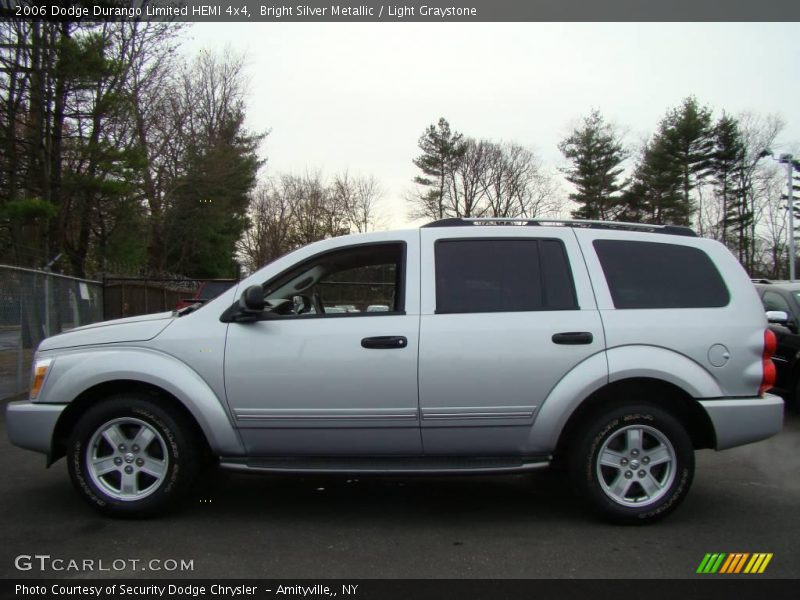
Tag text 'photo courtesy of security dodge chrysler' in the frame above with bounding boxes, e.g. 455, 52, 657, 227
6, 218, 784, 523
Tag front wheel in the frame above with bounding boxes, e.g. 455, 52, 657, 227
67, 394, 200, 517
568, 404, 694, 524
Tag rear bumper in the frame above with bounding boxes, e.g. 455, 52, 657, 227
699, 394, 784, 450
6, 401, 65, 456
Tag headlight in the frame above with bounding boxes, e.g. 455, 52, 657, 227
29, 358, 53, 400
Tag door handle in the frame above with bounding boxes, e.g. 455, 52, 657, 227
552, 332, 593, 345
361, 336, 408, 349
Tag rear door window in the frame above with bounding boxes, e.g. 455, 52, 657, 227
435, 239, 577, 314
593, 240, 729, 309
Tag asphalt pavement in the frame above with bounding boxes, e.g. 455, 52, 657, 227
1, 397, 798, 580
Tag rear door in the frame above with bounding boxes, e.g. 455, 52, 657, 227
417, 227, 606, 456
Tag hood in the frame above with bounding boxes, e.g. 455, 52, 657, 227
38, 311, 175, 352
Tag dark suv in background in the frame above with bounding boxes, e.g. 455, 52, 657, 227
754, 280, 800, 407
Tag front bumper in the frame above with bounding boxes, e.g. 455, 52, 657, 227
699, 394, 784, 450
6, 401, 66, 456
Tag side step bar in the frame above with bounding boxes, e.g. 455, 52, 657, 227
219, 456, 551, 475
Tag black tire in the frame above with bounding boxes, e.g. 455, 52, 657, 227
67, 394, 201, 517
568, 404, 694, 525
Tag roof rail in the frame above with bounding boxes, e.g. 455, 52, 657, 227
422, 217, 698, 237
751, 278, 772, 284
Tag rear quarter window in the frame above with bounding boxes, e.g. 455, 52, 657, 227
593, 239, 729, 309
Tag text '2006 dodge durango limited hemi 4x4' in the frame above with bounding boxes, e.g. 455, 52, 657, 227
6, 218, 784, 523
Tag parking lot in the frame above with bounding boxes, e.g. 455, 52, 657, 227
1, 396, 798, 580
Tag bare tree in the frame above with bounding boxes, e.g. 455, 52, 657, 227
239, 171, 385, 273
237, 179, 296, 270
127, 23, 187, 273
479, 141, 561, 218
736, 112, 784, 270
755, 166, 789, 279
332, 171, 384, 233
444, 138, 490, 218
413, 136, 560, 222
697, 183, 725, 242
289, 172, 347, 246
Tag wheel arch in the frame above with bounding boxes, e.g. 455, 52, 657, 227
553, 378, 716, 462
50, 380, 211, 466
42, 348, 245, 465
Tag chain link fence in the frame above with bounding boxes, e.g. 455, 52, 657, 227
0, 265, 103, 399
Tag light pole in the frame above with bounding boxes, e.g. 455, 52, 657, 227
777, 154, 799, 281
765, 152, 800, 281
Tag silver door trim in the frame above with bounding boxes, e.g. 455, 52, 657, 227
235, 408, 419, 421
421, 407, 536, 421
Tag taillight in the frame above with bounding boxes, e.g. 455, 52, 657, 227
759, 329, 777, 395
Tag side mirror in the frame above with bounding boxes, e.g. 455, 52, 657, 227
766, 310, 789, 325
240, 285, 265, 312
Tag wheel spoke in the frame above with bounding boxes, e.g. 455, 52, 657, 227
101, 424, 127, 449
640, 472, 664, 498
609, 474, 633, 499
599, 449, 626, 468
140, 459, 166, 479
132, 426, 156, 451
626, 428, 643, 452
91, 457, 118, 477
644, 445, 672, 467
120, 471, 138, 495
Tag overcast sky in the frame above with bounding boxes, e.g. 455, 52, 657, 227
184, 22, 800, 228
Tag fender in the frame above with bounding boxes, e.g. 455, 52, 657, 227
528, 345, 730, 453
527, 351, 608, 453
605, 345, 727, 398
39, 346, 245, 456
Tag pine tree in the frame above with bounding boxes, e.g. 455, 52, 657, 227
410, 117, 466, 221
558, 109, 628, 220
624, 137, 685, 224
624, 97, 714, 226
663, 97, 715, 214
711, 114, 746, 249
165, 112, 263, 278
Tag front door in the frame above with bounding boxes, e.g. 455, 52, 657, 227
224, 235, 422, 456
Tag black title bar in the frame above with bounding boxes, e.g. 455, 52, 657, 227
4, 579, 800, 600
3, 0, 800, 22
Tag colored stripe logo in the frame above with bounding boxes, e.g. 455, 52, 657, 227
696, 553, 773, 574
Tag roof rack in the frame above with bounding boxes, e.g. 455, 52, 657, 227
421, 217, 697, 237
751, 278, 772, 284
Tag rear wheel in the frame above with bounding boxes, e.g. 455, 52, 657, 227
67, 394, 201, 517
568, 404, 694, 524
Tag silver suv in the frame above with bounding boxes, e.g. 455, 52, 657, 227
6, 218, 784, 523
